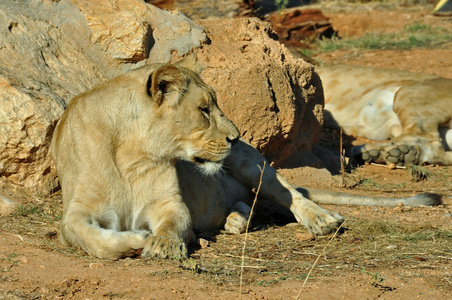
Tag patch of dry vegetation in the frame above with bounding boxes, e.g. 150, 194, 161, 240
1, 184, 451, 294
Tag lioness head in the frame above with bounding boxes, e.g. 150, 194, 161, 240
147, 62, 240, 175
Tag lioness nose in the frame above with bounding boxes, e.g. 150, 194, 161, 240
226, 135, 240, 146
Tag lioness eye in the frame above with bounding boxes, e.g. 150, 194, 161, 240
199, 107, 210, 115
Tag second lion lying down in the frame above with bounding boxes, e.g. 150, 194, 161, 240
318, 64, 452, 166
51, 59, 440, 260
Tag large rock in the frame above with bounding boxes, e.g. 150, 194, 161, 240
76, 0, 206, 63
0, 0, 207, 194
195, 18, 324, 166
0, 0, 323, 194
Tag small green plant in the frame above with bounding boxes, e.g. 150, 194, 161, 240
275, 0, 289, 15
361, 268, 387, 287
256, 278, 279, 286
13, 205, 44, 217
370, 272, 386, 286
360, 178, 381, 188
180, 257, 199, 275
1, 253, 20, 272
148, 269, 170, 279
405, 23, 433, 33
298, 48, 315, 57
410, 164, 434, 181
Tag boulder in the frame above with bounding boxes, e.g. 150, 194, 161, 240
0, 0, 207, 194
0, 0, 323, 194
195, 18, 324, 166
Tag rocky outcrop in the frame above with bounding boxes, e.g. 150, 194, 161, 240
75, 0, 207, 63
0, 0, 207, 194
0, 0, 323, 194
195, 18, 324, 166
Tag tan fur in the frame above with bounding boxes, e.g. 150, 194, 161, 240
52, 60, 349, 260
52, 60, 444, 260
318, 64, 452, 166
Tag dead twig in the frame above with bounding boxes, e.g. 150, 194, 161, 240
295, 217, 348, 300
340, 126, 345, 187
239, 162, 265, 297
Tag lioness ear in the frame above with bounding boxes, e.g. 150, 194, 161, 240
148, 65, 187, 106
175, 53, 205, 74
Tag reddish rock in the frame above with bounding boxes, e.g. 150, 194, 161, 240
268, 8, 336, 46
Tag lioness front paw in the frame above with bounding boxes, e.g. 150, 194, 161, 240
353, 143, 420, 166
141, 235, 187, 259
224, 202, 251, 234
291, 199, 344, 235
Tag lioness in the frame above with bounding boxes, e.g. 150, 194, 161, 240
317, 64, 452, 166
52, 59, 440, 260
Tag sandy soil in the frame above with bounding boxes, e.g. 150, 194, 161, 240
1, 3, 452, 299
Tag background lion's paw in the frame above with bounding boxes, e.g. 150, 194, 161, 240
141, 235, 187, 259
353, 143, 420, 166
353, 145, 385, 164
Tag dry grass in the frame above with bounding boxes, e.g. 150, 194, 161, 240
296, 217, 348, 299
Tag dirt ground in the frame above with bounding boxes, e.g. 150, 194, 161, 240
312, 3, 452, 78
1, 3, 452, 300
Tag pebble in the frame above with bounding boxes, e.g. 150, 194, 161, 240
296, 232, 315, 241
403, 206, 413, 212
198, 238, 209, 249
393, 206, 403, 212
387, 163, 397, 170
89, 262, 104, 269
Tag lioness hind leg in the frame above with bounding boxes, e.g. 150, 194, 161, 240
61, 207, 149, 259
225, 139, 344, 235
224, 202, 252, 234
